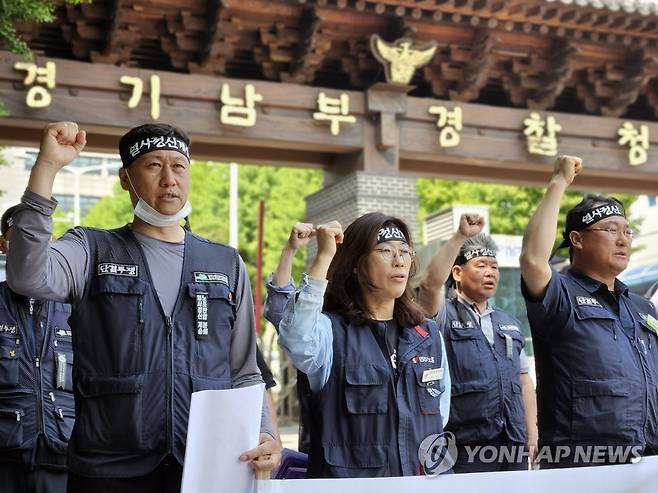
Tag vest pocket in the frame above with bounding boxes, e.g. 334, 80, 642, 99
412, 365, 443, 415
76, 375, 145, 453
0, 408, 24, 449
0, 340, 20, 388
54, 406, 75, 442
570, 378, 630, 440
344, 365, 389, 414
450, 379, 497, 425
54, 344, 74, 393
188, 283, 235, 377
322, 443, 389, 478
90, 276, 148, 374
447, 330, 490, 383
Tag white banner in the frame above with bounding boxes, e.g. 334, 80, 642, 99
261, 456, 658, 493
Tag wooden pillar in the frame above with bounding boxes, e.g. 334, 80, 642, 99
307, 83, 418, 263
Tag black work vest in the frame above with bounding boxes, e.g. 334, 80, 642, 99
308, 314, 446, 478
442, 298, 527, 445
66, 226, 239, 477
0, 282, 73, 468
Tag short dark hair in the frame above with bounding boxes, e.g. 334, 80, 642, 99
118, 123, 190, 167
323, 212, 426, 328
564, 194, 625, 262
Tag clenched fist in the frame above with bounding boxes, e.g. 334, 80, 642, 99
553, 154, 582, 186
286, 223, 315, 251
457, 214, 485, 240
35, 121, 86, 171
315, 221, 344, 260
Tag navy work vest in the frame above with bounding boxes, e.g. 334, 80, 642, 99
0, 282, 73, 468
529, 269, 658, 451
442, 298, 527, 445
66, 226, 239, 477
307, 314, 446, 478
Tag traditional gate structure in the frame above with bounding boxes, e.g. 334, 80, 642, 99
2, 0, 658, 237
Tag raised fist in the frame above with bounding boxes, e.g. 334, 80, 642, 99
315, 221, 343, 259
553, 155, 583, 186
457, 214, 485, 239
287, 223, 315, 251
35, 122, 86, 171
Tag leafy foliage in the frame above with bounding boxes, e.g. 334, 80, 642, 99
417, 177, 638, 246
73, 162, 323, 298
0, 0, 85, 58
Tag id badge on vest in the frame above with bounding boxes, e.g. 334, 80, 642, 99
196, 291, 209, 339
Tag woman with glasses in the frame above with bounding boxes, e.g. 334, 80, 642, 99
278, 212, 451, 478
520, 155, 658, 468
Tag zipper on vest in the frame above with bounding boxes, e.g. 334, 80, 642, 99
27, 301, 45, 436
37, 318, 47, 435
166, 316, 174, 451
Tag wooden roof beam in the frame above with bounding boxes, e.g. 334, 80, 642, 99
528, 39, 577, 109
187, 2, 239, 75
645, 80, 658, 119
602, 50, 654, 116
280, 6, 331, 83
89, 0, 139, 65
449, 27, 496, 101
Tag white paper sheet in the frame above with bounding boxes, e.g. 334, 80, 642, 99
181, 384, 265, 493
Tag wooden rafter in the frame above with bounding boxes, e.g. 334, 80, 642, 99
449, 27, 497, 101
527, 38, 577, 109
601, 49, 655, 116
8, 0, 658, 120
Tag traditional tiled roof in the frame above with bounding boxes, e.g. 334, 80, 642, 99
547, 0, 658, 16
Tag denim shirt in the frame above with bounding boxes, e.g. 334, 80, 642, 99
278, 274, 451, 427
263, 273, 295, 329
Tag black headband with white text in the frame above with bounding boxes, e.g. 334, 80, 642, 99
456, 248, 497, 266
120, 135, 190, 167
557, 202, 626, 250
377, 225, 407, 244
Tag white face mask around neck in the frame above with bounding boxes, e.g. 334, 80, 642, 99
125, 170, 192, 228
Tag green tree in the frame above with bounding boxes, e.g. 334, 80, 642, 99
0, 0, 86, 58
0, 0, 87, 114
74, 161, 322, 308
417, 178, 637, 247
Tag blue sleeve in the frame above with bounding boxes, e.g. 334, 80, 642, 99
263, 273, 295, 329
277, 274, 333, 393
439, 330, 451, 428
521, 268, 572, 338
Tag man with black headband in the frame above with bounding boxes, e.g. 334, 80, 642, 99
419, 216, 538, 472
0, 206, 73, 493
520, 155, 658, 467
5, 122, 280, 491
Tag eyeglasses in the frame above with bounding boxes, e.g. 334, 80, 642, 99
374, 246, 415, 262
582, 227, 635, 239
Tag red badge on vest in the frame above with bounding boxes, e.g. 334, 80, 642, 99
414, 325, 428, 338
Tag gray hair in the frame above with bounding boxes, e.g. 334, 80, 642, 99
457, 233, 498, 264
